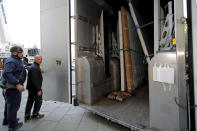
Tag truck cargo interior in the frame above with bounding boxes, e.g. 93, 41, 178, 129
41, 0, 188, 130
74, 0, 172, 130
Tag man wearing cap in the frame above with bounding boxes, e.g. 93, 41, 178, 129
1, 46, 26, 131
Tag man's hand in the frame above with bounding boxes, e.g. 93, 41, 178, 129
16, 84, 25, 92
37, 90, 42, 96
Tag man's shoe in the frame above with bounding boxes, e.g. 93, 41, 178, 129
2, 118, 19, 126
8, 122, 23, 131
31, 114, 44, 120
24, 114, 31, 122
2, 119, 8, 125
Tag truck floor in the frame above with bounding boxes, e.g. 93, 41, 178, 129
80, 84, 149, 130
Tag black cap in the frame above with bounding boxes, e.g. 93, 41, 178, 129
17, 46, 23, 53
10, 46, 19, 53
10, 46, 23, 53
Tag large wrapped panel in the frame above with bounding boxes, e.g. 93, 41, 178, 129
77, 55, 110, 105
109, 58, 120, 91
126, 10, 148, 89
76, 0, 102, 56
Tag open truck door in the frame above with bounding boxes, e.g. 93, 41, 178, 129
193, 0, 197, 129
40, 0, 72, 103
189, 0, 197, 130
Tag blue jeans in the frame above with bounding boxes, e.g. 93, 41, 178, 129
5, 88, 21, 128
2, 91, 7, 123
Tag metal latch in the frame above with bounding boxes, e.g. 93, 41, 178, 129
70, 16, 78, 19
178, 17, 187, 24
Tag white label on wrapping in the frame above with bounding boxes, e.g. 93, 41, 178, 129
153, 64, 175, 84
166, 66, 174, 84
160, 65, 175, 84
160, 65, 167, 83
153, 64, 157, 81
157, 65, 162, 82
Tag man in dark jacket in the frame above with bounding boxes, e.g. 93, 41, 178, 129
25, 55, 44, 121
1, 46, 26, 131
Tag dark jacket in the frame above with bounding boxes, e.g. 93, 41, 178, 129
26, 62, 43, 92
1, 55, 26, 86
23, 57, 28, 66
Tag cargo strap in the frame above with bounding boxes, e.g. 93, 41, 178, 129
110, 48, 144, 55
110, 49, 154, 64
135, 17, 166, 29
143, 54, 154, 64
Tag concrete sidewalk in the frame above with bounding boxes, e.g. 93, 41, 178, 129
0, 91, 130, 131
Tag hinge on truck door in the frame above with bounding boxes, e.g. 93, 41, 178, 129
78, 45, 95, 52
70, 15, 95, 25
70, 15, 88, 22
71, 42, 76, 45
177, 17, 187, 24
75, 81, 83, 86
70, 16, 77, 19
71, 42, 96, 51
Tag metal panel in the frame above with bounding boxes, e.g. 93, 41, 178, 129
149, 52, 180, 131
40, 0, 67, 11
149, 0, 188, 130
40, 0, 70, 102
191, 0, 197, 128
174, 0, 187, 129
154, 0, 160, 55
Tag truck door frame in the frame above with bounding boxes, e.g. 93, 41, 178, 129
187, 0, 197, 130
